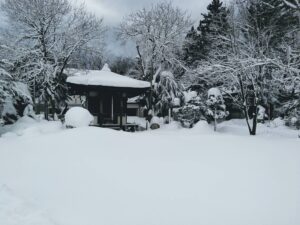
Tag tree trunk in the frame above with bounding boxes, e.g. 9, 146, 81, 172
214, 107, 217, 132
44, 101, 49, 121
149, 84, 153, 115
51, 100, 56, 120
250, 103, 258, 136
238, 75, 252, 135
268, 103, 272, 126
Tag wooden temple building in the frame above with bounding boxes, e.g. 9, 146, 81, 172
66, 64, 150, 130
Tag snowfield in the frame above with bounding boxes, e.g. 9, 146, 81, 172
0, 118, 300, 225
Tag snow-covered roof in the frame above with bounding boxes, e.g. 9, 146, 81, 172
66, 64, 150, 89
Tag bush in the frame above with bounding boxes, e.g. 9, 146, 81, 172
174, 104, 205, 128
205, 88, 228, 132
174, 91, 206, 128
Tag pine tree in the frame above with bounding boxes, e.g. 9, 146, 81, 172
182, 26, 204, 67
198, 0, 230, 57
182, 0, 230, 66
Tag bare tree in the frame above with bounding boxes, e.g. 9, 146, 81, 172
0, 0, 105, 119
119, 1, 191, 111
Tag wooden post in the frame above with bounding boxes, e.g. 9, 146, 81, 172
120, 93, 123, 130
98, 95, 101, 126
111, 95, 114, 121
214, 107, 217, 132
85, 92, 89, 109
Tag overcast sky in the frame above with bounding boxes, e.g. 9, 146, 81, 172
0, 0, 225, 57
80, 0, 220, 57
83, 0, 218, 26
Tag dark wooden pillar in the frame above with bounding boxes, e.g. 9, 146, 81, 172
98, 95, 101, 126
120, 93, 123, 130
85, 91, 89, 109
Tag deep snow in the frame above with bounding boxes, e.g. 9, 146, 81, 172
0, 118, 299, 225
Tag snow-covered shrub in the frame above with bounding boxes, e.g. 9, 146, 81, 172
173, 104, 203, 128
1, 48, 32, 125
0, 81, 32, 125
277, 98, 300, 129
23, 104, 36, 119
150, 116, 164, 125
0, 67, 15, 124
1, 100, 17, 125
153, 71, 184, 117
149, 116, 164, 130
257, 105, 268, 123
206, 88, 228, 131
173, 92, 206, 128
65, 107, 94, 128
286, 115, 300, 129
271, 117, 285, 128
0, 115, 63, 137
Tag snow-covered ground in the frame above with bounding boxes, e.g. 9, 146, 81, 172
0, 117, 300, 225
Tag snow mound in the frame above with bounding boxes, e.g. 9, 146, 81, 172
191, 119, 299, 138
0, 185, 56, 225
101, 63, 111, 72
65, 107, 94, 128
150, 116, 164, 125
0, 116, 62, 137
271, 117, 285, 128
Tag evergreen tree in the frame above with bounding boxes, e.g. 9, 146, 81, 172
0, 65, 12, 107
198, 0, 230, 58
182, 0, 230, 66
182, 26, 204, 67
0, 55, 32, 124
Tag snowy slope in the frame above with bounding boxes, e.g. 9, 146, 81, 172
0, 119, 299, 225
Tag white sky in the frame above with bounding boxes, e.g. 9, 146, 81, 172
0, 0, 229, 57
83, 0, 220, 26
81, 0, 224, 57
